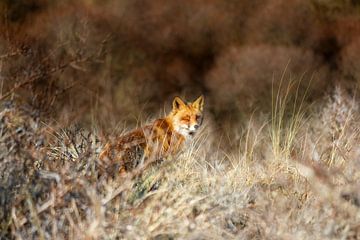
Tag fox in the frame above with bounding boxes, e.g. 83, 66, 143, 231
99, 95, 204, 175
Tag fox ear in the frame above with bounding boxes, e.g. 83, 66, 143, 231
192, 95, 204, 111
172, 96, 186, 111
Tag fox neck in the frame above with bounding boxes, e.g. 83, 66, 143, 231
164, 115, 177, 131
165, 114, 190, 139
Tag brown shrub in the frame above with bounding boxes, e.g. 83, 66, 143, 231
244, 0, 320, 47
340, 37, 360, 83
1, 0, 360, 132
205, 44, 329, 114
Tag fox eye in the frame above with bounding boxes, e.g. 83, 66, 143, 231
181, 116, 190, 121
196, 115, 202, 121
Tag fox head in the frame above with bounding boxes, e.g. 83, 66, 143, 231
169, 95, 204, 137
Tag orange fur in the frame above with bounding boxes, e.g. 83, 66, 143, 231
99, 95, 204, 174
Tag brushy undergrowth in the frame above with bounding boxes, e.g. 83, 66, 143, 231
1, 0, 360, 239
1, 84, 360, 239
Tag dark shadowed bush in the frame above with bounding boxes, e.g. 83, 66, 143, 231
1, 0, 360, 129
206, 44, 329, 113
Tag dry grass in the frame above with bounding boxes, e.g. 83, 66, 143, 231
1, 0, 360, 239
1, 83, 360, 239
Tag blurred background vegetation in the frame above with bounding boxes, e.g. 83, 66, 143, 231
2, 1, 360, 239
1, 0, 360, 138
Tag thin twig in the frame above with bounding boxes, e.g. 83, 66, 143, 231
0, 57, 90, 101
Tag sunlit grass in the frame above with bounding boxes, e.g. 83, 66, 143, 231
3, 83, 360, 239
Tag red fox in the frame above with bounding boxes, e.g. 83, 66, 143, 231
99, 95, 204, 174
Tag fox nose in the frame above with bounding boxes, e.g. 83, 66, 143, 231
194, 124, 200, 129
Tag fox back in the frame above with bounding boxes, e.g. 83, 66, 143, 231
99, 95, 204, 174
